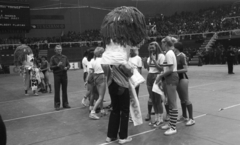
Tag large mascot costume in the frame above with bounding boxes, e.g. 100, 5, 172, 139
100, 6, 147, 126
14, 44, 39, 95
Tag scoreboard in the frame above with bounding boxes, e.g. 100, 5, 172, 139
0, 1, 30, 30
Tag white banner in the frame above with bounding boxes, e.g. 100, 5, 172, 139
69, 62, 80, 70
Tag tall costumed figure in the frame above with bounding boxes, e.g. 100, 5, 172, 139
14, 43, 39, 95
100, 6, 147, 143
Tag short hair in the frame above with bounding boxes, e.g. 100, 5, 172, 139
162, 36, 178, 47
100, 6, 147, 46
55, 45, 62, 50
94, 47, 105, 58
174, 42, 184, 52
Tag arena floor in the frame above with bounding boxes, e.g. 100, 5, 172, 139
0, 64, 240, 145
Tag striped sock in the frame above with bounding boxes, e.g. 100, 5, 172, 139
169, 109, 178, 130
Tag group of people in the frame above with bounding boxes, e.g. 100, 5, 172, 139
80, 36, 196, 143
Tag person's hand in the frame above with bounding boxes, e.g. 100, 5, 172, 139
155, 74, 163, 84
84, 82, 88, 88
64, 67, 68, 70
57, 62, 62, 67
150, 53, 155, 61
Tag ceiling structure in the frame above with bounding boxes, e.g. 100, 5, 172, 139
29, 0, 238, 16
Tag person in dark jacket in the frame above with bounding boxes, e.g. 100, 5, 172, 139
50, 45, 71, 110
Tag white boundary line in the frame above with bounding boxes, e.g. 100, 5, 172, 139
0, 90, 87, 105
3, 95, 148, 122
3, 79, 237, 122
218, 103, 240, 111
98, 114, 207, 145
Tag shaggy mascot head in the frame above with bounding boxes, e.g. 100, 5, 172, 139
14, 44, 33, 67
100, 6, 147, 65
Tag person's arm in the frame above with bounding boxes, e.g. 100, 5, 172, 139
137, 57, 142, 74
64, 57, 70, 70
177, 55, 188, 74
50, 56, 59, 70
150, 53, 163, 72
82, 59, 87, 71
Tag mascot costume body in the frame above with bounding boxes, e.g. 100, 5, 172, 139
100, 6, 147, 128
14, 44, 40, 95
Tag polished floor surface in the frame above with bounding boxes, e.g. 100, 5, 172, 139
0, 65, 240, 145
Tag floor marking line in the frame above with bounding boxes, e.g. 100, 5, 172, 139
98, 113, 207, 145
3, 95, 148, 122
2, 79, 225, 122
0, 90, 87, 105
218, 103, 240, 111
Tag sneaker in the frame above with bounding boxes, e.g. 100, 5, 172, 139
106, 137, 117, 143
34, 93, 39, 96
25, 93, 29, 96
89, 113, 100, 120
178, 116, 188, 122
186, 119, 195, 126
164, 115, 170, 121
101, 109, 107, 116
164, 128, 177, 135
118, 137, 132, 144
81, 96, 88, 107
153, 121, 163, 128
161, 124, 171, 130
55, 107, 61, 111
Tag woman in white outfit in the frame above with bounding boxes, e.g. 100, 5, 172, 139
88, 47, 106, 120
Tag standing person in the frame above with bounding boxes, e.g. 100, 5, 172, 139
50, 45, 71, 111
81, 51, 89, 106
82, 51, 89, 82
174, 42, 195, 126
129, 48, 143, 96
226, 46, 235, 74
156, 36, 179, 135
40, 56, 52, 93
146, 42, 165, 127
88, 47, 106, 119
100, 6, 147, 144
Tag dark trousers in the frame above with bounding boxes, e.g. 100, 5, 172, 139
54, 73, 69, 107
227, 60, 233, 73
0, 115, 6, 145
107, 80, 130, 139
135, 85, 140, 97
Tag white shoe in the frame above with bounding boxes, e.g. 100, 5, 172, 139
164, 128, 177, 135
186, 119, 195, 126
118, 137, 132, 144
161, 124, 171, 130
89, 113, 100, 120
164, 115, 170, 121
178, 116, 188, 122
106, 137, 117, 143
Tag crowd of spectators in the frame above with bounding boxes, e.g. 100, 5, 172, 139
200, 44, 240, 65
0, 29, 101, 45
148, 3, 240, 36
